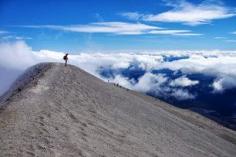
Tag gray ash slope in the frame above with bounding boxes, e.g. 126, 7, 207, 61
0, 63, 236, 157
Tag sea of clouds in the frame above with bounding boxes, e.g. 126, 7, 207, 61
1, 40, 236, 101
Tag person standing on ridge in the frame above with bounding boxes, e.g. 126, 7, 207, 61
63, 53, 69, 66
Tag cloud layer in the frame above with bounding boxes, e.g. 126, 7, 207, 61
23, 22, 201, 36
1, 41, 236, 100
122, 0, 235, 25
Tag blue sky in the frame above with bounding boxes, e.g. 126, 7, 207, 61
0, 0, 236, 52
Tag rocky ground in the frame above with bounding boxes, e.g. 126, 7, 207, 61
0, 63, 236, 157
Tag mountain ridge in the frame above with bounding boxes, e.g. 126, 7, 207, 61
0, 63, 236, 157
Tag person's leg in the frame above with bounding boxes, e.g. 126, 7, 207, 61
65, 60, 67, 66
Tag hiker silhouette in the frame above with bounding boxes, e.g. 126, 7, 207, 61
63, 53, 69, 66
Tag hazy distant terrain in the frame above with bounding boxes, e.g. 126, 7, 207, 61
0, 63, 236, 157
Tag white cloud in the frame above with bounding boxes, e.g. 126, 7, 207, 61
24, 22, 161, 35
0, 35, 32, 40
212, 79, 224, 92
133, 73, 168, 92
22, 22, 201, 36
170, 89, 195, 100
0, 30, 8, 34
149, 30, 202, 36
123, 0, 235, 26
130, 73, 195, 100
120, 12, 144, 21
173, 33, 203, 36
170, 76, 199, 87
15, 36, 32, 40
0, 41, 37, 69
214, 36, 225, 39
212, 76, 236, 93
232, 31, 236, 35
0, 41, 39, 95
0, 30, 32, 41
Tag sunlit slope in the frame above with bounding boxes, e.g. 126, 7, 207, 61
0, 63, 236, 157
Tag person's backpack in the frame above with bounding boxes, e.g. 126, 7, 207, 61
63, 55, 67, 60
